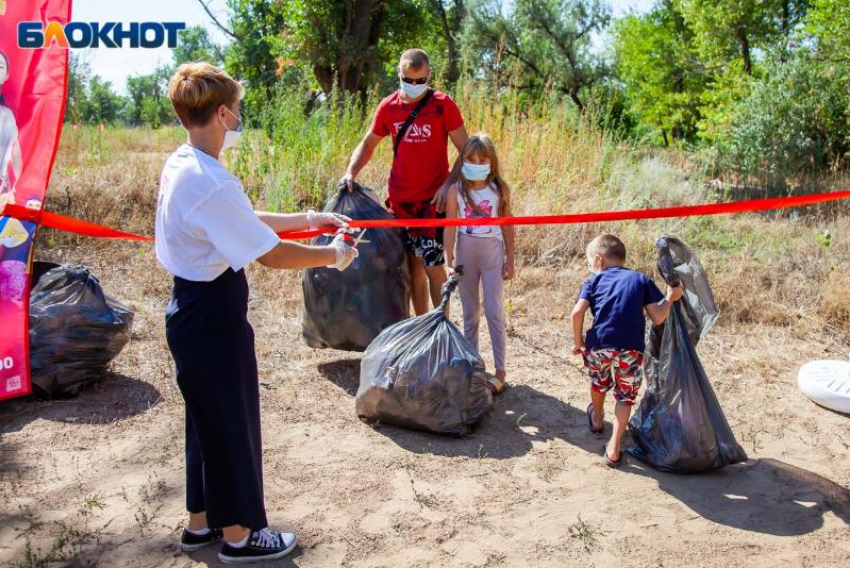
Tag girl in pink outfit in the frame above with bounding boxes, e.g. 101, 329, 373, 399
444, 133, 516, 394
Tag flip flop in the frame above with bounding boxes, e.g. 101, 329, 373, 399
602, 445, 623, 469
587, 403, 603, 436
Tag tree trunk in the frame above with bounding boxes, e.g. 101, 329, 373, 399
735, 26, 752, 75
780, 0, 790, 38
431, 0, 464, 85
567, 89, 584, 112
311, 0, 381, 97
779, 0, 791, 62
314, 65, 334, 95
445, 32, 459, 85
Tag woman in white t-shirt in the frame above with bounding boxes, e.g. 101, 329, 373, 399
156, 63, 357, 564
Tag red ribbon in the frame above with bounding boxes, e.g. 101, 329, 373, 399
273, 190, 850, 240
2, 204, 154, 241
3, 190, 850, 242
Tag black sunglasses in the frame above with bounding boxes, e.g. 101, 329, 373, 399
401, 76, 429, 85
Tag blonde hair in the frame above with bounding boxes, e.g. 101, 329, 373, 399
460, 133, 510, 217
399, 48, 430, 72
168, 62, 244, 128
586, 234, 627, 263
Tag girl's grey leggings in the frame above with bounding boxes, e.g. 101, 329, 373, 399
456, 234, 506, 371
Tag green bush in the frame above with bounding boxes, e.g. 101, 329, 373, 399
718, 49, 850, 189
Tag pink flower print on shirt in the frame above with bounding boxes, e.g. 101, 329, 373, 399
464, 199, 493, 219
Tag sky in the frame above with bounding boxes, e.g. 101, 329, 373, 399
72, 0, 232, 95
72, 0, 655, 95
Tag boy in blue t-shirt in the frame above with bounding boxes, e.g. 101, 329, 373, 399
570, 234, 683, 468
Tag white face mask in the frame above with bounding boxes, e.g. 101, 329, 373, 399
462, 162, 491, 181
400, 80, 428, 99
0, 64, 7, 85
219, 107, 243, 151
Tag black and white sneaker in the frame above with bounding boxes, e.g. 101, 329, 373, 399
180, 527, 223, 551
218, 528, 298, 563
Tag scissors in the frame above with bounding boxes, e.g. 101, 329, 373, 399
335, 228, 370, 247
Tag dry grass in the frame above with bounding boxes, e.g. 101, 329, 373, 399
41, 98, 850, 334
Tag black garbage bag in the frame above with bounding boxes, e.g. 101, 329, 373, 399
29, 265, 134, 398
302, 182, 410, 351
355, 268, 493, 435
628, 236, 747, 473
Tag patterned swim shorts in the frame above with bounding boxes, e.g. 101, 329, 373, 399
387, 199, 445, 268
582, 348, 644, 405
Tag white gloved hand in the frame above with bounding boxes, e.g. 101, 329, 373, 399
307, 210, 351, 231
328, 233, 359, 271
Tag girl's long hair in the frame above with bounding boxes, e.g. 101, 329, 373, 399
0, 51, 8, 106
459, 133, 510, 217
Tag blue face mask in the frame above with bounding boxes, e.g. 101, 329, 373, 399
400, 80, 428, 99
462, 162, 491, 181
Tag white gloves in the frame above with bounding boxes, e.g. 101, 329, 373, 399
307, 210, 351, 231
328, 233, 359, 271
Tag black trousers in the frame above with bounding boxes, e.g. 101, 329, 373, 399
165, 268, 267, 530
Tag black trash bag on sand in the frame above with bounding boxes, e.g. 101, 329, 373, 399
356, 268, 493, 435
29, 265, 134, 398
302, 182, 410, 352
627, 236, 747, 473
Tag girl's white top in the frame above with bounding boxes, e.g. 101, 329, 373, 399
457, 182, 503, 239
155, 144, 279, 282
0, 106, 18, 189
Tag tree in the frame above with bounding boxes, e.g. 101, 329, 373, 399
84, 76, 123, 124
807, 0, 850, 70
614, 0, 707, 145
65, 53, 91, 124
805, 0, 850, 153
464, 0, 610, 111
677, 0, 809, 75
173, 25, 224, 66
65, 55, 127, 125
218, 0, 287, 97
124, 67, 174, 128
205, 0, 431, 100
427, 0, 466, 85
279, 0, 427, 97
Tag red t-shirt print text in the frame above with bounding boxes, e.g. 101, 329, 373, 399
370, 90, 464, 204
391, 121, 432, 143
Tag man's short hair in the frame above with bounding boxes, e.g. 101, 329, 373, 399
587, 234, 627, 262
168, 62, 244, 129
399, 49, 430, 71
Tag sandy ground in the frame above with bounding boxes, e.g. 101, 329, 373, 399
1, 243, 849, 567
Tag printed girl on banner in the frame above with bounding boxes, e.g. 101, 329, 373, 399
0, 216, 32, 304
444, 133, 516, 395
0, 51, 23, 211
0, 49, 30, 306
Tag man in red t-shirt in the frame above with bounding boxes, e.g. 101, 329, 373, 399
341, 48, 468, 315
